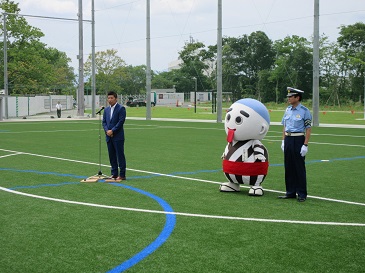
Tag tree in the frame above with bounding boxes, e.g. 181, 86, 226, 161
152, 70, 175, 89
0, 0, 76, 94
152, 68, 198, 93
84, 49, 126, 95
318, 36, 346, 106
218, 31, 275, 101
117, 65, 147, 95
337, 22, 365, 102
271, 35, 313, 101
178, 41, 213, 92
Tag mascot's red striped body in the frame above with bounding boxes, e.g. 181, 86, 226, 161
220, 99, 270, 196
223, 140, 269, 192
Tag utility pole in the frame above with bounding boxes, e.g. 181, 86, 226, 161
312, 0, 320, 126
146, 0, 151, 120
77, 0, 85, 117
91, 0, 96, 117
3, 12, 8, 119
216, 0, 223, 123
193, 77, 197, 113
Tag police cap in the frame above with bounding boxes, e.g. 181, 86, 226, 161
287, 87, 304, 97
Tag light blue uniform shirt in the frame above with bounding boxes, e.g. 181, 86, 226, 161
281, 103, 312, 132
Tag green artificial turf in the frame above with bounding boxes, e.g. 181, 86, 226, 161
0, 118, 364, 272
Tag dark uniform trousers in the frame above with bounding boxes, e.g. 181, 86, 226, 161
284, 135, 307, 198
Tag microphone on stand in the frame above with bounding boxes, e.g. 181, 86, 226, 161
96, 106, 105, 115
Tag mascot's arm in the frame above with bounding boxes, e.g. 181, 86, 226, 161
222, 143, 231, 159
253, 140, 266, 162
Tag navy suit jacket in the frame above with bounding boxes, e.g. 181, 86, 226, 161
102, 103, 126, 142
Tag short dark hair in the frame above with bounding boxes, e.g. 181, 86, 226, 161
296, 94, 303, 101
107, 91, 117, 98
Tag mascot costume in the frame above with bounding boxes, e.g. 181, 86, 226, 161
220, 98, 270, 196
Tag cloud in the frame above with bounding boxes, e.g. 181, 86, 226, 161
21, 0, 79, 15
20, 0, 91, 17
17, 0, 365, 72
150, 0, 197, 14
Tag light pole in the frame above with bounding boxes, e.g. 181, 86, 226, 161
216, 0, 223, 123
91, 0, 96, 117
146, 0, 152, 120
77, 0, 85, 117
3, 12, 8, 119
193, 77, 197, 113
312, 0, 320, 126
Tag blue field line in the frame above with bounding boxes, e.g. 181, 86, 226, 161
106, 184, 176, 273
2, 155, 364, 184
10, 182, 79, 189
326, 155, 365, 161
0, 168, 86, 179
127, 169, 221, 180
1, 167, 176, 272
127, 155, 365, 179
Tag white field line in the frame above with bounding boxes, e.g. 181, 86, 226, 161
0, 148, 365, 226
0, 129, 98, 134
0, 152, 23, 159
262, 137, 365, 148
1, 148, 365, 207
2, 123, 364, 137
1, 148, 365, 202
0, 186, 364, 227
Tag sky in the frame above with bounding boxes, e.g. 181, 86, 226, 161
17, 0, 365, 73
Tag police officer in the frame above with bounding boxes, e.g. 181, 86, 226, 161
278, 87, 312, 202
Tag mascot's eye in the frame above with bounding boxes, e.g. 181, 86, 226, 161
226, 114, 231, 121
235, 116, 243, 125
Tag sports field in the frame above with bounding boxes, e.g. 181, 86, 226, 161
1, 114, 364, 272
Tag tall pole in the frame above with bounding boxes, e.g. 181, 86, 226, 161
363, 57, 365, 120
77, 0, 85, 116
3, 12, 8, 119
91, 0, 96, 117
146, 0, 151, 120
312, 0, 320, 126
216, 0, 223, 123
194, 77, 197, 113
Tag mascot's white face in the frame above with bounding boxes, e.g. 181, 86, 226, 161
225, 100, 269, 142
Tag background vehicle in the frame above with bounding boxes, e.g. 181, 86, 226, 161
127, 98, 155, 107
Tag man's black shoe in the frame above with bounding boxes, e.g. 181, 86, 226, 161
298, 197, 306, 202
278, 195, 296, 199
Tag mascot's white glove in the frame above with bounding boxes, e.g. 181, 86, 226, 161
281, 140, 284, 152
300, 145, 308, 157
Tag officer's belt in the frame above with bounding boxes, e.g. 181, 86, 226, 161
285, 132, 304, 136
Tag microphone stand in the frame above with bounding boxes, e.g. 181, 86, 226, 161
81, 107, 109, 182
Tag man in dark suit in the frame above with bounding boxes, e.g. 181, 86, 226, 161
102, 91, 127, 181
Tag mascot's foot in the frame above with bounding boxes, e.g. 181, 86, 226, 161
248, 186, 264, 196
220, 182, 240, 192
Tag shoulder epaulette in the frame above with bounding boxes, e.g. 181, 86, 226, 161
300, 105, 309, 111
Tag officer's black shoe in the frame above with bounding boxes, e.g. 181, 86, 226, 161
278, 195, 296, 199
297, 197, 306, 202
